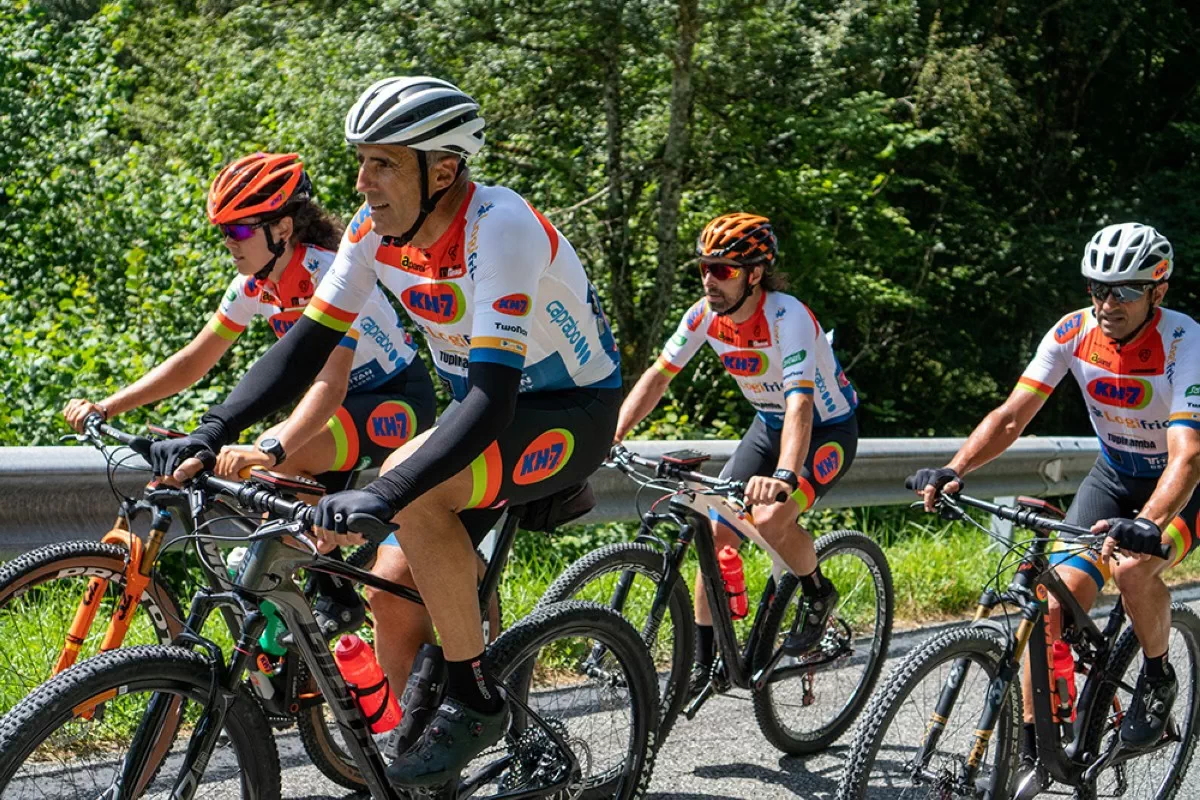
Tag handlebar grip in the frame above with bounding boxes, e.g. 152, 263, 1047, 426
347, 513, 398, 543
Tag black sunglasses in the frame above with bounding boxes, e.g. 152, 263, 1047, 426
1086, 280, 1156, 303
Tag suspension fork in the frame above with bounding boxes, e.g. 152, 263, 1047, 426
913, 589, 1002, 769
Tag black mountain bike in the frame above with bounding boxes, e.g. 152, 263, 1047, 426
0, 420, 659, 800
838, 491, 1200, 800
539, 444, 893, 752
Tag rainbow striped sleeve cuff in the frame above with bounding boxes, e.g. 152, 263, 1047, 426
338, 327, 360, 350
654, 356, 683, 379
784, 379, 814, 398
208, 312, 245, 342
471, 336, 527, 370
1169, 411, 1200, 429
303, 297, 358, 332
1017, 377, 1054, 400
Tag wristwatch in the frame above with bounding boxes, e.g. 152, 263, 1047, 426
772, 469, 799, 492
257, 437, 286, 467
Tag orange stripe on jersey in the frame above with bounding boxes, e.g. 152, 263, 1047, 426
1017, 377, 1054, 400
526, 202, 559, 263
309, 297, 357, 323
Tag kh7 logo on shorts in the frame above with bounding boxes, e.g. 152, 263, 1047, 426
812, 442, 845, 485
1054, 312, 1085, 344
1086, 377, 1153, 410
402, 283, 466, 324
513, 429, 576, 485
493, 293, 531, 316
366, 401, 415, 448
721, 350, 769, 377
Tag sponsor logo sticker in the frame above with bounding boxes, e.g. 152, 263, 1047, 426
783, 350, 807, 368
513, 428, 576, 485
721, 349, 769, 377
493, 293, 531, 316
1054, 312, 1084, 344
366, 400, 415, 448
1086, 377, 1153, 410
812, 442, 845, 485
1186, 384, 1200, 398
401, 282, 466, 324
347, 203, 373, 243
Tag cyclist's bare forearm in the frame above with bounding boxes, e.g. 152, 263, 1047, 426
101, 328, 231, 417
947, 389, 1044, 476
776, 393, 814, 474
614, 366, 672, 441
271, 346, 353, 458
1139, 426, 1200, 530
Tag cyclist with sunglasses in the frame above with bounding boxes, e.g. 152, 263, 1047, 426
906, 222, 1200, 795
147, 78, 622, 787
64, 152, 436, 637
614, 212, 860, 699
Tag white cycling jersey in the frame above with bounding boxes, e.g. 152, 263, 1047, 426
209, 244, 417, 393
1018, 306, 1200, 477
301, 183, 620, 400
656, 291, 857, 428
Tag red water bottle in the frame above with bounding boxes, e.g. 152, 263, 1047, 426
718, 546, 748, 620
1051, 640, 1077, 722
334, 634, 402, 733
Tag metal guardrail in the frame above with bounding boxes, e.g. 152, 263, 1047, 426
0, 437, 1099, 556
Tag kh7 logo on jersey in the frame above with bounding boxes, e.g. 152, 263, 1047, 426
721, 350, 769, 377
1086, 377, 1154, 409
1054, 312, 1085, 344
513, 429, 576, 485
402, 283, 466, 324
347, 203, 373, 243
685, 301, 706, 331
493, 294, 531, 316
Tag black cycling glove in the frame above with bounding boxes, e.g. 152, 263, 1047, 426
904, 466, 963, 494
313, 490, 395, 535
1104, 517, 1166, 557
149, 427, 220, 479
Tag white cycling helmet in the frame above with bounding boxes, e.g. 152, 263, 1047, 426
344, 76, 485, 156
1081, 222, 1173, 283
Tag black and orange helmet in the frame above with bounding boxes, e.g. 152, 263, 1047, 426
207, 152, 312, 225
696, 213, 777, 266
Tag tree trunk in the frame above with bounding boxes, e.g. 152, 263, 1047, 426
638, 0, 700, 376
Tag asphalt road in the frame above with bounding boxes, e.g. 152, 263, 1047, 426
271, 592, 1200, 799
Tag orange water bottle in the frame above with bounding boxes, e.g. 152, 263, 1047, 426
334, 634, 402, 733
718, 546, 749, 620
1051, 640, 1077, 722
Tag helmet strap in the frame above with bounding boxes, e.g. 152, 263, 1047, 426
254, 222, 289, 282
390, 152, 466, 247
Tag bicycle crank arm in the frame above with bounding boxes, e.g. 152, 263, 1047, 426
684, 681, 716, 720
1082, 732, 1125, 784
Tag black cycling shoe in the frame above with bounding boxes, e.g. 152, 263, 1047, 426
385, 697, 508, 787
384, 643, 447, 761
1013, 756, 1049, 799
781, 584, 839, 656
1120, 662, 1177, 749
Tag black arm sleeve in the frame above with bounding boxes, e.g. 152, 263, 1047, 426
194, 315, 345, 448
364, 361, 521, 511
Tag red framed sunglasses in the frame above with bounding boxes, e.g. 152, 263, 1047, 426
698, 262, 743, 281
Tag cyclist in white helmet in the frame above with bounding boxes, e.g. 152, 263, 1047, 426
908, 222, 1200, 796
149, 76, 622, 786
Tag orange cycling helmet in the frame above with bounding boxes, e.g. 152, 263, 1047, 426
696, 213, 777, 266
207, 152, 312, 225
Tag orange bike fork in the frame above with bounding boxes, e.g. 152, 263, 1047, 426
53, 518, 154, 677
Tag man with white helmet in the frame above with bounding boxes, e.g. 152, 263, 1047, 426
907, 222, 1200, 795
150, 77, 622, 785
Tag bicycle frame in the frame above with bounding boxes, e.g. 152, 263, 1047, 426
912, 512, 1180, 798
120, 488, 578, 800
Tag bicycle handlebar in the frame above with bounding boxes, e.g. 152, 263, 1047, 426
81, 414, 396, 543
943, 492, 1172, 560
608, 445, 790, 504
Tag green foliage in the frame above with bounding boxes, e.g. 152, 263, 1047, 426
4, 0, 1200, 445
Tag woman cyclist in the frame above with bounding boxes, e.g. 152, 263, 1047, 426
63, 152, 437, 637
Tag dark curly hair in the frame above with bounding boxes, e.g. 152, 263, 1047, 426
286, 198, 344, 252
